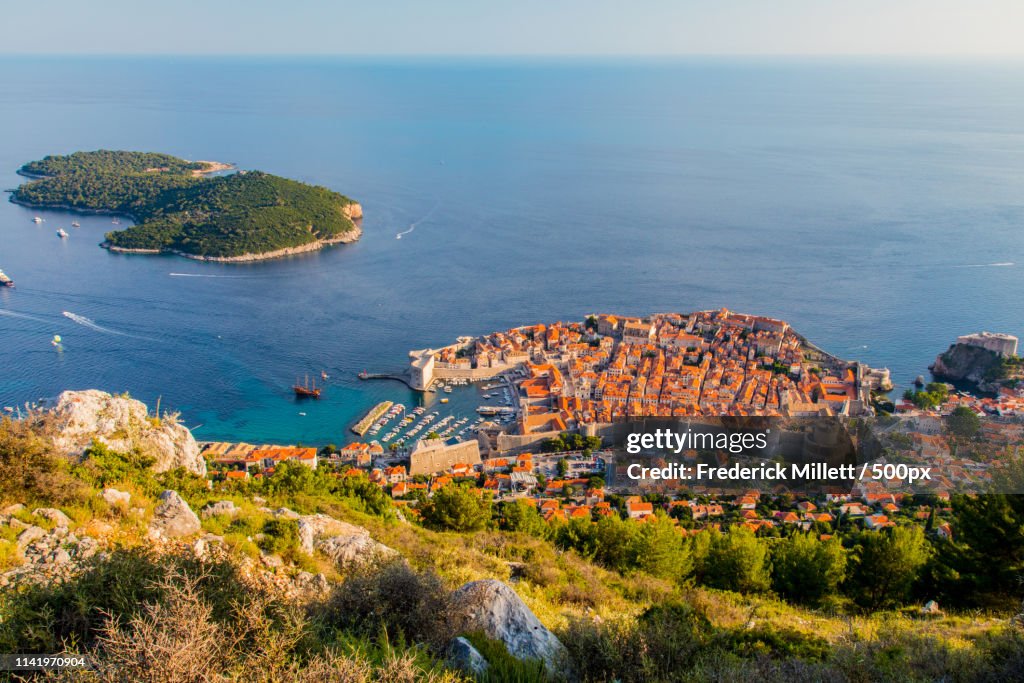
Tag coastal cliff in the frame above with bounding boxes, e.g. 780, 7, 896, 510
930, 343, 1003, 390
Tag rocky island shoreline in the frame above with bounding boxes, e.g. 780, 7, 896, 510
10, 150, 362, 262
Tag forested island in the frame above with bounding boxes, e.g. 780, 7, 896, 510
12, 150, 362, 261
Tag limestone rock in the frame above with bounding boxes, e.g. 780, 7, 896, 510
450, 579, 567, 671
921, 600, 943, 617
447, 636, 490, 677
50, 548, 72, 565
296, 513, 395, 568
149, 490, 201, 539
1, 503, 25, 515
32, 507, 72, 528
17, 525, 46, 549
201, 500, 239, 519
102, 488, 131, 506
50, 390, 206, 476
294, 571, 330, 598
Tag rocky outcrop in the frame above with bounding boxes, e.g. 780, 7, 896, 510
930, 343, 1003, 389
201, 500, 239, 519
50, 390, 206, 476
149, 490, 201, 539
2, 519, 101, 588
343, 202, 363, 220
296, 513, 395, 569
450, 579, 567, 672
447, 637, 490, 677
102, 488, 131, 506
32, 507, 72, 527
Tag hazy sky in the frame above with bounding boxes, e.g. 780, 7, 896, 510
4, 0, 1024, 56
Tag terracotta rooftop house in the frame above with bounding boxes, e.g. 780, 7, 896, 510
626, 500, 655, 519
250, 446, 319, 470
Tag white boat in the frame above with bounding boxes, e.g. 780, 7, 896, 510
71, 221, 80, 228
32, 217, 43, 224
56, 229, 69, 239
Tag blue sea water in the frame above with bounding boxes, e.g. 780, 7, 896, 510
1, 56, 1023, 443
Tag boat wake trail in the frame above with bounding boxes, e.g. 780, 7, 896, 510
0, 309, 52, 325
396, 200, 440, 240
62, 311, 155, 341
954, 262, 1015, 268
169, 273, 250, 279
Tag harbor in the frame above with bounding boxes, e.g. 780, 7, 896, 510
343, 374, 521, 451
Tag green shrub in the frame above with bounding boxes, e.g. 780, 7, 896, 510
0, 547, 251, 653
318, 559, 454, 650
464, 631, 548, 683
0, 417, 86, 506
72, 441, 156, 491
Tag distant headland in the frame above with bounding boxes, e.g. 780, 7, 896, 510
11, 150, 362, 261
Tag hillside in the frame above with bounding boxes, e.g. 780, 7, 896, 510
2, 392, 1023, 681
11, 150, 362, 261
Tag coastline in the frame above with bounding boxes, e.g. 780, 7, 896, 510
11, 162, 363, 263
102, 221, 363, 262
8, 195, 140, 222
16, 158, 234, 182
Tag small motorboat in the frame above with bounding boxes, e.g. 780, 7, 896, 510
32, 217, 43, 224
71, 221, 81, 228
56, 229, 69, 239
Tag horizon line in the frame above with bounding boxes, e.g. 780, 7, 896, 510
2, 52, 1024, 60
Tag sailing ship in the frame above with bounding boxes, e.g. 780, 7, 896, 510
293, 374, 322, 399
0, 270, 13, 288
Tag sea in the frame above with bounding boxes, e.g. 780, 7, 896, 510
1, 56, 1023, 444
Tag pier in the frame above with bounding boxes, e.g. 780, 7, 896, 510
357, 370, 420, 391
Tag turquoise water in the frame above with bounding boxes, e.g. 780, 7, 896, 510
1, 57, 1023, 443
